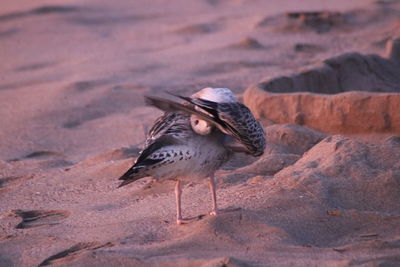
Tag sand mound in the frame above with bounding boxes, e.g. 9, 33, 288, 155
264, 124, 326, 155
220, 124, 325, 185
244, 39, 400, 133
211, 135, 400, 251
275, 135, 400, 213
232, 124, 325, 176
252, 135, 400, 250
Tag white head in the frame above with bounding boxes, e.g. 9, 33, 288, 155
190, 87, 236, 135
191, 87, 237, 103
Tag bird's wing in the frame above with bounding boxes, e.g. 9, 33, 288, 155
146, 95, 266, 156
146, 111, 191, 144
190, 98, 266, 156
118, 112, 191, 187
145, 96, 219, 127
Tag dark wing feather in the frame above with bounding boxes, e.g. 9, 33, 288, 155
146, 112, 187, 143
145, 96, 229, 134
217, 102, 266, 156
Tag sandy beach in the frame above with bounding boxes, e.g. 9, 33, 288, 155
1, 0, 400, 266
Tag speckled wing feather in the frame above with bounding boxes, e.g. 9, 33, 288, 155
146, 95, 266, 156
118, 112, 191, 187
146, 112, 191, 145
186, 97, 265, 156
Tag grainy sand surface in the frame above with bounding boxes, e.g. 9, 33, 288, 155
1, 0, 400, 266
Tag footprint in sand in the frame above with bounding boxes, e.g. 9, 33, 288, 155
8, 150, 72, 169
61, 109, 107, 129
13, 209, 70, 229
62, 81, 147, 128
38, 242, 113, 266
0, 5, 80, 23
174, 23, 219, 35
69, 14, 148, 26
0, 176, 25, 190
22, 151, 66, 159
13, 61, 56, 72
67, 79, 111, 92
293, 43, 325, 53
0, 174, 36, 193
0, 28, 19, 39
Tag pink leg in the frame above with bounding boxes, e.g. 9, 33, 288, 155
209, 175, 218, 216
175, 180, 183, 224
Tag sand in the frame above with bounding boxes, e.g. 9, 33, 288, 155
1, 0, 400, 266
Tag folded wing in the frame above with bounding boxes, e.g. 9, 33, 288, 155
118, 112, 190, 187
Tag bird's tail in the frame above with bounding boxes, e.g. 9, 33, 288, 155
117, 166, 146, 188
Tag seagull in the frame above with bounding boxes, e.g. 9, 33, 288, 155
118, 87, 265, 224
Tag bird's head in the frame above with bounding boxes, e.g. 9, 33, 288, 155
191, 87, 237, 103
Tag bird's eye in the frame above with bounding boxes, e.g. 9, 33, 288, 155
194, 120, 199, 125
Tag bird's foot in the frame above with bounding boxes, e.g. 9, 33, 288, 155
209, 210, 218, 216
176, 219, 189, 225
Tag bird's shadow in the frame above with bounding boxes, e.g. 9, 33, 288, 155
180, 207, 242, 224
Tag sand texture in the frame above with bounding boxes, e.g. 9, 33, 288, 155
1, 0, 400, 266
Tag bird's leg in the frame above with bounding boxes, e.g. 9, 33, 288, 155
208, 175, 218, 216
175, 179, 206, 225
175, 180, 183, 224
